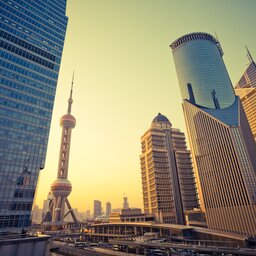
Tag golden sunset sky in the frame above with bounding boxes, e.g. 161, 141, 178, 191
35, 0, 256, 212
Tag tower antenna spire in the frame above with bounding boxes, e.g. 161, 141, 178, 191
67, 71, 75, 114
245, 45, 254, 64
42, 71, 77, 226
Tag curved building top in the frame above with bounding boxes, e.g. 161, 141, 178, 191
152, 113, 171, 123
151, 113, 172, 129
170, 32, 223, 56
170, 32, 235, 109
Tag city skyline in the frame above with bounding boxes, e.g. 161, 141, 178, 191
35, 0, 256, 212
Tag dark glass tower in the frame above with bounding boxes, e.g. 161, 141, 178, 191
0, 0, 68, 230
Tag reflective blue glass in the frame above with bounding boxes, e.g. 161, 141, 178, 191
171, 33, 235, 109
0, 0, 68, 230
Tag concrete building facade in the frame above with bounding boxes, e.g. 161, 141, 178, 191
140, 113, 199, 224
235, 50, 256, 141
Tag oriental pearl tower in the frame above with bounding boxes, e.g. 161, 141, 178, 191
43, 75, 77, 225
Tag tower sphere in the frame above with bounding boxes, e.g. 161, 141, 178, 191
60, 114, 76, 128
50, 178, 72, 197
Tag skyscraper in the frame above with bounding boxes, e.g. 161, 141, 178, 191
42, 77, 77, 225
236, 47, 256, 89
0, 0, 68, 229
94, 200, 102, 219
140, 113, 199, 224
235, 87, 256, 141
235, 49, 256, 141
170, 32, 256, 236
106, 202, 112, 216
41, 193, 52, 222
85, 210, 91, 220
123, 195, 129, 210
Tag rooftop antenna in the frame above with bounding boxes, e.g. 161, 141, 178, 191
67, 71, 75, 114
245, 45, 254, 64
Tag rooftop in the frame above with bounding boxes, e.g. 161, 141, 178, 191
152, 113, 171, 124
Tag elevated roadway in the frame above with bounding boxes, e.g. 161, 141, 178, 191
109, 238, 256, 255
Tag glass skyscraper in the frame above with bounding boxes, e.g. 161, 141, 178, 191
171, 33, 256, 237
0, 0, 68, 229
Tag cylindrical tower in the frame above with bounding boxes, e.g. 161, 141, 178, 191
56, 113, 76, 180
170, 33, 256, 237
170, 32, 235, 109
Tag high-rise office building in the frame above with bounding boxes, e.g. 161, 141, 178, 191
123, 195, 129, 210
41, 193, 52, 222
85, 210, 91, 220
31, 205, 42, 224
235, 87, 256, 141
235, 50, 256, 141
106, 202, 112, 216
140, 113, 199, 224
0, 0, 68, 229
236, 48, 256, 89
94, 200, 102, 219
170, 32, 256, 236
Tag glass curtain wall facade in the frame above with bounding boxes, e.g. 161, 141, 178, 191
140, 113, 199, 224
170, 32, 256, 237
0, 0, 68, 229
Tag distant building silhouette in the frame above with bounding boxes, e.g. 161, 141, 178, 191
112, 208, 122, 214
106, 202, 112, 216
85, 210, 91, 220
171, 32, 256, 236
123, 195, 129, 209
94, 200, 102, 219
41, 192, 53, 221
140, 113, 199, 224
32, 205, 42, 224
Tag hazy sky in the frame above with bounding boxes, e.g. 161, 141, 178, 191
35, 0, 256, 213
